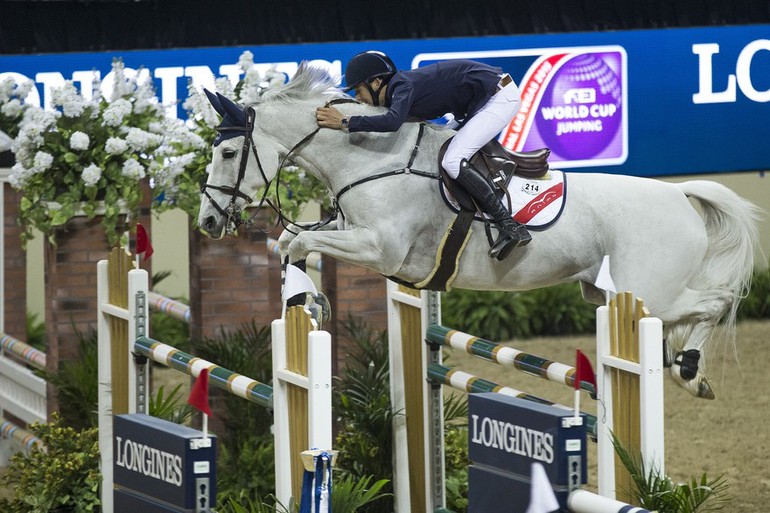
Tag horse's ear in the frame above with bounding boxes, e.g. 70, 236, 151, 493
216, 92, 248, 127
204, 88, 226, 117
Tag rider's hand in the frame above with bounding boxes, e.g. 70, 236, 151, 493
316, 106, 346, 130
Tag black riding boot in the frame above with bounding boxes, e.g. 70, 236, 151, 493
455, 159, 531, 260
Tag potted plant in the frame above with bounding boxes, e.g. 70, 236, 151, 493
8, 59, 192, 246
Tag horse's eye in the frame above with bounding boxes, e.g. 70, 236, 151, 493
222, 149, 237, 159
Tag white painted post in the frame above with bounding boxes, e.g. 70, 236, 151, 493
307, 331, 332, 452
270, 318, 291, 506
386, 281, 443, 513
639, 317, 665, 477
97, 261, 148, 513
96, 260, 113, 513
596, 306, 665, 500
595, 305, 616, 499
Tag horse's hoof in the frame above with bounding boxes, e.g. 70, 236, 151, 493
670, 364, 716, 399
306, 292, 332, 326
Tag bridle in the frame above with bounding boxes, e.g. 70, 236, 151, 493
201, 107, 268, 235
201, 105, 325, 236
202, 98, 438, 236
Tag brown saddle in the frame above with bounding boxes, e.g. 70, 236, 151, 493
438, 137, 551, 212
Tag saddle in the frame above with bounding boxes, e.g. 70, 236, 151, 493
438, 138, 550, 211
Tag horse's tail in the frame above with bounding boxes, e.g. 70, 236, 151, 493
677, 180, 764, 321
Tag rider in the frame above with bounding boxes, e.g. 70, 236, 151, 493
316, 51, 531, 261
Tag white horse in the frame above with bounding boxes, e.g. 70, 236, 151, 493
198, 63, 763, 399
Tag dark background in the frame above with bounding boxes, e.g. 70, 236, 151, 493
1, 0, 768, 55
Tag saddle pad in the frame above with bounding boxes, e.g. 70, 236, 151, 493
440, 170, 567, 230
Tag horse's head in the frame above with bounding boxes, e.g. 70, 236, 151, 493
198, 63, 345, 238
197, 90, 280, 238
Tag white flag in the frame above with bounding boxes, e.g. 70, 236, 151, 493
594, 255, 617, 293
282, 264, 318, 301
525, 462, 560, 513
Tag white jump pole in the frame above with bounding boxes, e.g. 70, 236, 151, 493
569, 489, 653, 513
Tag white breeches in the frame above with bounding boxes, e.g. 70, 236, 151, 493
441, 81, 521, 178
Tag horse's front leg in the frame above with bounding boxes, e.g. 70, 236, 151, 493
289, 226, 403, 276
277, 221, 337, 263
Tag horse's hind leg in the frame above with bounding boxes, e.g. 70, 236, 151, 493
661, 288, 735, 399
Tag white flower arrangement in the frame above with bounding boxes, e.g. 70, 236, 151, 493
0, 77, 35, 150
8, 59, 193, 246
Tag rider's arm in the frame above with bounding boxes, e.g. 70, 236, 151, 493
348, 82, 414, 133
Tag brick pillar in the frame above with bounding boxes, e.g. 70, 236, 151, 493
322, 259, 388, 376
3, 183, 26, 339
44, 216, 119, 413
188, 225, 283, 435
188, 228, 281, 341
44, 187, 152, 415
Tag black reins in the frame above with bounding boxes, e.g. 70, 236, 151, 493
203, 99, 438, 236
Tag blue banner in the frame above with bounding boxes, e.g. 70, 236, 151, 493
2, 25, 768, 176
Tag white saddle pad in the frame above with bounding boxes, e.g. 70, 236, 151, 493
440, 170, 567, 230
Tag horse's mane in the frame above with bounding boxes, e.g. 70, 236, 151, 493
259, 62, 346, 104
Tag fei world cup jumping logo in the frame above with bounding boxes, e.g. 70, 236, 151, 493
413, 46, 628, 168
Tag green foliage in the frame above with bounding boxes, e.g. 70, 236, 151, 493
216, 493, 293, 513
331, 475, 391, 513
149, 383, 194, 425
0, 413, 101, 513
217, 436, 276, 501
333, 316, 395, 513
195, 321, 275, 500
444, 427, 469, 513
25, 312, 47, 351
738, 259, 770, 319
216, 475, 388, 513
442, 393, 469, 512
41, 329, 99, 430
441, 283, 596, 340
612, 432, 731, 512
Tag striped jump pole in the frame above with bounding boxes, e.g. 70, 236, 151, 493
98, 250, 333, 512
147, 291, 191, 324
133, 336, 273, 408
0, 334, 47, 371
427, 363, 598, 438
426, 325, 597, 396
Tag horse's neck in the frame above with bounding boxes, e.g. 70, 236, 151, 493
302, 118, 448, 194
262, 98, 448, 194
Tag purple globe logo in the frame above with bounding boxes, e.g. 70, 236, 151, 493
535, 53, 622, 161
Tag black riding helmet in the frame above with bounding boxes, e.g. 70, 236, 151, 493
343, 51, 396, 106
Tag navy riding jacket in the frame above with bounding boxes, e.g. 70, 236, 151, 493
347, 60, 502, 133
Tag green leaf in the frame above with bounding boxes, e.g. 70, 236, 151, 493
50, 208, 71, 226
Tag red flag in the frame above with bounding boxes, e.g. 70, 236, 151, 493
574, 349, 596, 391
136, 223, 154, 261
187, 368, 212, 416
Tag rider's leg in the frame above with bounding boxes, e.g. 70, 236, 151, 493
443, 80, 530, 260
454, 159, 531, 260
441, 78, 521, 178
